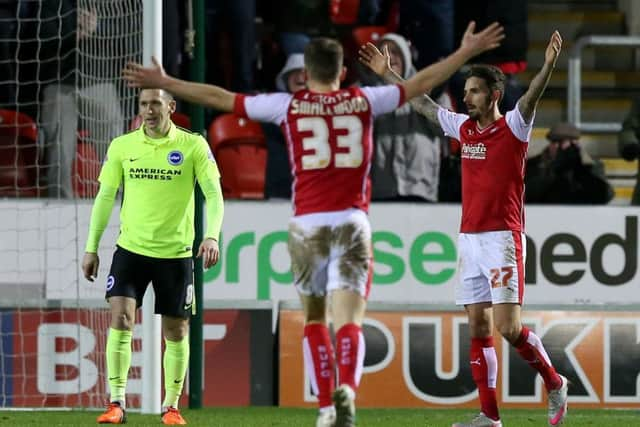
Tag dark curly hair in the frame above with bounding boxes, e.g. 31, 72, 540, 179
465, 65, 506, 103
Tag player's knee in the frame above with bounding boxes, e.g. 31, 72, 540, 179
496, 322, 520, 343
111, 312, 134, 330
467, 317, 491, 337
302, 296, 327, 323
163, 319, 189, 341
304, 310, 327, 324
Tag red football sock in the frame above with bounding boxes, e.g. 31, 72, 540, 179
303, 323, 335, 408
470, 337, 500, 421
335, 323, 364, 391
514, 326, 562, 391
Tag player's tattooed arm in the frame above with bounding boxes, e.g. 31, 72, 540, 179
517, 31, 562, 123
379, 68, 440, 125
407, 93, 441, 126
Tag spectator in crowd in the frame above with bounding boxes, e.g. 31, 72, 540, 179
399, 0, 455, 70
438, 138, 463, 202
38, 0, 124, 198
526, 122, 613, 204
454, 0, 528, 112
275, 53, 306, 93
163, 0, 190, 114
262, 53, 306, 199
365, 33, 451, 202
618, 97, 640, 205
355, 0, 384, 26
270, 0, 338, 56
163, 0, 187, 80
205, 0, 256, 93
0, 0, 19, 109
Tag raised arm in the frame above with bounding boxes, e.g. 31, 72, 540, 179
388, 66, 441, 125
360, 21, 503, 101
358, 44, 444, 126
517, 31, 562, 123
123, 57, 236, 112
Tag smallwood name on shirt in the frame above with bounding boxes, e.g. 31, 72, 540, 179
129, 167, 182, 180
461, 142, 487, 160
290, 97, 369, 115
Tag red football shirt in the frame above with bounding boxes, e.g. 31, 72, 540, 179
234, 85, 405, 215
437, 106, 533, 233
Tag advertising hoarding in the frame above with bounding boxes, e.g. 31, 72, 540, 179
279, 309, 640, 409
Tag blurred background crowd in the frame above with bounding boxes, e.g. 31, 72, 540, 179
1, 0, 639, 205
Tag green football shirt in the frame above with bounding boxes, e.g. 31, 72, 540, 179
86, 123, 223, 258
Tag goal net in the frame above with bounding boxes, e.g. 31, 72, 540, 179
0, 0, 143, 408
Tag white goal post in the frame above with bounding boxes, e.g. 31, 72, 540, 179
140, 0, 161, 415
0, 0, 167, 411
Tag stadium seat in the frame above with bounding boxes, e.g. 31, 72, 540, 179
129, 111, 192, 130
352, 26, 388, 47
329, 0, 360, 25
170, 112, 192, 129
72, 131, 100, 198
208, 114, 267, 199
0, 109, 40, 197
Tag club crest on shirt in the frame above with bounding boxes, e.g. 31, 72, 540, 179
167, 150, 183, 166
106, 275, 115, 291
461, 142, 487, 160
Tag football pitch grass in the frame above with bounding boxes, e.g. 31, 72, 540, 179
0, 407, 637, 426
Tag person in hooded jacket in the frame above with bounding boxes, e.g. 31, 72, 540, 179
363, 33, 452, 202
261, 53, 307, 199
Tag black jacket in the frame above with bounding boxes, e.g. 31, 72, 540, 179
525, 145, 614, 204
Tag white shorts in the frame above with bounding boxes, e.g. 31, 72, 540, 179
456, 231, 526, 305
288, 208, 372, 298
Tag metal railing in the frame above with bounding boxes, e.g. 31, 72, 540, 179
567, 35, 640, 133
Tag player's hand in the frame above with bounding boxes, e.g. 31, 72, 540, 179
358, 42, 391, 77
82, 252, 99, 282
122, 56, 166, 89
459, 21, 505, 57
197, 238, 220, 269
545, 31, 562, 68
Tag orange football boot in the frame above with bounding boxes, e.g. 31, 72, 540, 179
161, 407, 187, 425
97, 402, 126, 424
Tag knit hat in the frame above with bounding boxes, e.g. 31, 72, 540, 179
276, 53, 305, 92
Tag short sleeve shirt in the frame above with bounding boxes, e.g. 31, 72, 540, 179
233, 85, 405, 215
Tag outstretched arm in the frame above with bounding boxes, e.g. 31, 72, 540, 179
360, 21, 504, 102
517, 31, 562, 123
386, 66, 442, 125
358, 44, 444, 126
123, 57, 236, 112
